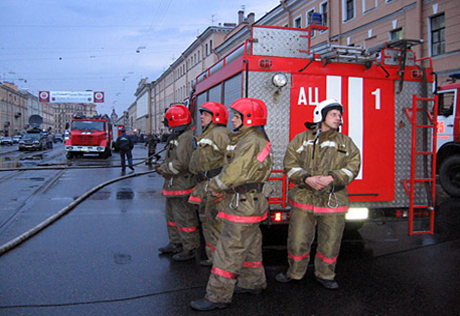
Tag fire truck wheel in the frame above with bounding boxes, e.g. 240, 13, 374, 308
66, 152, 74, 159
439, 155, 460, 198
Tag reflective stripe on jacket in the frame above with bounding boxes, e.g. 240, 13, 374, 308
158, 125, 196, 197
284, 127, 361, 215
209, 126, 273, 223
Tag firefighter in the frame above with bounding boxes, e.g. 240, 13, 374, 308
275, 98, 361, 290
156, 104, 200, 261
144, 132, 160, 165
190, 98, 273, 311
188, 102, 231, 266
115, 128, 134, 172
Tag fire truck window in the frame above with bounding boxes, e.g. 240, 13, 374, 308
439, 92, 454, 117
71, 121, 105, 131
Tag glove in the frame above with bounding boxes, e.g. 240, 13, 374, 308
156, 165, 163, 175
156, 166, 171, 179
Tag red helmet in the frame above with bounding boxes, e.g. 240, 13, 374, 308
200, 101, 229, 125
165, 104, 191, 128
230, 98, 267, 126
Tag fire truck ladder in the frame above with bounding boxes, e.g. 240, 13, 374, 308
309, 43, 376, 68
401, 95, 438, 235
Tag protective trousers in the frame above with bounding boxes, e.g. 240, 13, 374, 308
165, 197, 200, 251
203, 195, 224, 262
286, 207, 346, 280
147, 146, 157, 164
205, 221, 266, 304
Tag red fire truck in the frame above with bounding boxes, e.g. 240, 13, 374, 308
65, 114, 113, 159
436, 74, 460, 197
189, 24, 438, 235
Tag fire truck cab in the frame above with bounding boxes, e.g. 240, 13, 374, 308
65, 115, 113, 159
190, 24, 437, 235
436, 73, 460, 197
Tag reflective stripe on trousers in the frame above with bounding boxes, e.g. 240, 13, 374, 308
165, 197, 200, 251
205, 221, 266, 304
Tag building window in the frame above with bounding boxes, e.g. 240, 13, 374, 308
430, 13, 445, 56
210, 40, 213, 53
389, 28, 402, 41
205, 44, 208, 56
344, 0, 355, 21
294, 16, 302, 28
307, 9, 316, 37
321, 2, 328, 28
363, 0, 377, 12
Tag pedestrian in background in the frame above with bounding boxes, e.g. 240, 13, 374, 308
275, 99, 361, 290
144, 132, 160, 165
156, 104, 200, 261
191, 98, 273, 311
188, 101, 231, 266
47, 133, 54, 149
116, 128, 134, 172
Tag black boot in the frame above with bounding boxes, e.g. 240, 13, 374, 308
316, 277, 339, 290
275, 272, 293, 283
158, 242, 182, 254
190, 298, 229, 311
172, 249, 196, 261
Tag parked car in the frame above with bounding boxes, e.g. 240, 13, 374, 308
18, 131, 47, 151
54, 133, 63, 142
0, 137, 13, 145
12, 135, 22, 143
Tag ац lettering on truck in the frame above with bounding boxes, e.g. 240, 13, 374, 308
190, 24, 437, 235
65, 115, 113, 159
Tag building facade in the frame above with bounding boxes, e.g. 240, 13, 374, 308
134, 78, 152, 135
255, 0, 459, 86
0, 82, 29, 136
53, 103, 97, 134
150, 23, 239, 134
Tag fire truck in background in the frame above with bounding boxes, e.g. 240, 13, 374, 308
65, 114, 114, 159
189, 23, 439, 235
436, 73, 460, 198
112, 124, 125, 152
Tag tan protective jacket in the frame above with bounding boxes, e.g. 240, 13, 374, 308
209, 126, 273, 223
284, 126, 361, 215
158, 125, 196, 197
188, 123, 231, 204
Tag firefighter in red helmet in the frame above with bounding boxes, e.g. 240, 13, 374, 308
156, 104, 200, 261
275, 98, 361, 289
188, 101, 231, 266
190, 98, 273, 311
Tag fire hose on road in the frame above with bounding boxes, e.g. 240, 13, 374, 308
0, 149, 167, 256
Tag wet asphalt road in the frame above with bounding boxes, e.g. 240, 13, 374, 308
0, 144, 459, 316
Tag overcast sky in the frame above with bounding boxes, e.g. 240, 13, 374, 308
1, 0, 277, 116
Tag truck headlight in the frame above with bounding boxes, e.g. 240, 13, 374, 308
346, 208, 369, 220
272, 73, 287, 88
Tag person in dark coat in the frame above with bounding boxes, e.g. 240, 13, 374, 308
116, 128, 134, 172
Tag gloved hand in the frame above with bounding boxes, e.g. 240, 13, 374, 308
156, 165, 163, 175
156, 166, 171, 179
